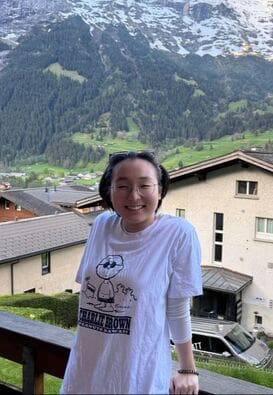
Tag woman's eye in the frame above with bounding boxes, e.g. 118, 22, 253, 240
117, 185, 129, 190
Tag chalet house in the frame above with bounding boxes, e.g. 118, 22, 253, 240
23, 185, 103, 216
0, 189, 63, 222
0, 185, 103, 223
161, 149, 273, 335
0, 212, 90, 295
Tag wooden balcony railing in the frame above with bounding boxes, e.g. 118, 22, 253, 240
0, 311, 272, 395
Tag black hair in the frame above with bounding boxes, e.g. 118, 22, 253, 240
99, 151, 170, 212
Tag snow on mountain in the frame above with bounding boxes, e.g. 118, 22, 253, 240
1, 0, 273, 61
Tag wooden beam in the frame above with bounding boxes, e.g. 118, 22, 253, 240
22, 346, 44, 395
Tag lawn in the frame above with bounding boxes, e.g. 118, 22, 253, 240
162, 130, 273, 170
1, 355, 273, 394
11, 129, 273, 179
0, 357, 62, 394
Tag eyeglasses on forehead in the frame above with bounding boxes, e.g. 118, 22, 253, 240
108, 150, 155, 160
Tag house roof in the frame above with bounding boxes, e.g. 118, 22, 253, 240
0, 212, 90, 264
24, 186, 100, 208
0, 189, 63, 216
169, 150, 273, 182
202, 266, 253, 294
0, 186, 101, 211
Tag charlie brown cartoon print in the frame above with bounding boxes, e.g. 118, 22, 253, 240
79, 255, 137, 335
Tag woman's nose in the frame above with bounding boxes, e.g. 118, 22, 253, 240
128, 186, 141, 197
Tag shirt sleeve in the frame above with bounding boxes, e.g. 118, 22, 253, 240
167, 297, 192, 344
168, 221, 203, 298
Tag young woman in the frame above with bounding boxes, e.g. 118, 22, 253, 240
61, 151, 202, 395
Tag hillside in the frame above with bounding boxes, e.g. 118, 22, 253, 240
1, 16, 273, 168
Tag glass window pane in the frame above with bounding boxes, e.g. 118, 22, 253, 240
267, 219, 273, 234
249, 182, 257, 195
237, 181, 247, 194
215, 233, 223, 242
176, 208, 185, 218
214, 244, 222, 262
209, 337, 229, 354
257, 218, 265, 232
192, 334, 210, 352
215, 213, 224, 230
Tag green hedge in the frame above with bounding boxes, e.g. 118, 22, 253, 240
0, 292, 79, 328
0, 306, 54, 323
268, 341, 273, 350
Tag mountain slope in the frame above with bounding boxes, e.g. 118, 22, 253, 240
1, 0, 273, 62
0, 2, 273, 167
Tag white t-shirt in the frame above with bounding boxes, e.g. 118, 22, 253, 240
61, 211, 202, 394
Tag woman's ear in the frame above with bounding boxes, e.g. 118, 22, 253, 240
158, 185, 162, 199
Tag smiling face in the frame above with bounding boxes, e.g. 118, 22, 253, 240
110, 158, 161, 233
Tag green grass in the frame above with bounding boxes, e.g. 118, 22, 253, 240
172, 351, 273, 389
193, 88, 205, 97
196, 360, 273, 389
1, 356, 272, 395
72, 132, 146, 152
19, 163, 67, 177
217, 99, 248, 119
2, 353, 272, 394
127, 117, 140, 133
228, 99, 248, 112
44, 63, 87, 84
11, 129, 273, 180
0, 357, 62, 394
162, 130, 273, 170
71, 132, 148, 170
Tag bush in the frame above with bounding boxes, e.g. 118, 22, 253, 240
0, 306, 54, 323
194, 142, 204, 151
267, 340, 273, 349
0, 292, 79, 328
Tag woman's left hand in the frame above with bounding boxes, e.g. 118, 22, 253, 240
169, 372, 199, 395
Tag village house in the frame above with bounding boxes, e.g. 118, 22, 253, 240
0, 212, 90, 295
0, 185, 103, 223
161, 149, 273, 335
1, 149, 272, 336
0, 189, 63, 222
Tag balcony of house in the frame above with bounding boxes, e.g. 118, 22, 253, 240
0, 311, 272, 395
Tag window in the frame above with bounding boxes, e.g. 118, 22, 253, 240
213, 213, 224, 262
256, 217, 273, 241
209, 337, 230, 354
15, 204, 22, 211
192, 334, 210, 352
4, 200, 10, 210
236, 180, 257, 196
176, 208, 185, 218
255, 315, 263, 325
41, 252, 51, 275
24, 288, 36, 293
192, 334, 230, 355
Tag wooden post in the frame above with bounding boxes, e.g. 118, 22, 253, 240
22, 346, 44, 395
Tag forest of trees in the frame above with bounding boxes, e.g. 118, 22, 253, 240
1, 16, 273, 167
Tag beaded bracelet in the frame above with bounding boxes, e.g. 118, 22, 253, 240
177, 369, 199, 376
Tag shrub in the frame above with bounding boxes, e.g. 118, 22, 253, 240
0, 292, 79, 328
267, 340, 273, 350
194, 142, 204, 151
0, 306, 54, 323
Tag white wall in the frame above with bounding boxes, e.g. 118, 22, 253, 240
0, 244, 85, 295
0, 263, 12, 294
161, 164, 273, 334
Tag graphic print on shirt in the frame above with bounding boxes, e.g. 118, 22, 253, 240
79, 255, 137, 335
